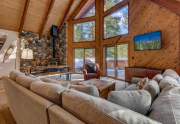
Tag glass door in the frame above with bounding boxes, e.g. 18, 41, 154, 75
74, 49, 84, 72
105, 44, 128, 80
74, 48, 96, 73
85, 49, 95, 64
106, 47, 116, 77
117, 44, 128, 79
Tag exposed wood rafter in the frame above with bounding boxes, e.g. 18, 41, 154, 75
151, 0, 180, 16
68, 0, 88, 21
39, 0, 55, 36
18, 0, 30, 33
58, 0, 74, 31
75, 0, 95, 19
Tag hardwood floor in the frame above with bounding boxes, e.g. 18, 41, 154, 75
0, 90, 16, 124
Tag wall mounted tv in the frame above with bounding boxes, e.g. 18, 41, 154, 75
134, 31, 162, 51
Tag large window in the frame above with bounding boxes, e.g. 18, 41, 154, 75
74, 21, 95, 42
104, 5, 128, 39
106, 44, 128, 79
75, 0, 95, 19
104, 0, 124, 11
74, 48, 95, 72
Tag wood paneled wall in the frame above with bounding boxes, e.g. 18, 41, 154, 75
67, 0, 180, 75
128, 0, 180, 74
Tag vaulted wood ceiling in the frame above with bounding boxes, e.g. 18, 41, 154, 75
0, 0, 82, 35
0, 0, 179, 35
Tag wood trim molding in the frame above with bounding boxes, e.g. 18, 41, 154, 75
58, 0, 74, 31
18, 0, 30, 33
39, 0, 55, 36
151, 0, 180, 16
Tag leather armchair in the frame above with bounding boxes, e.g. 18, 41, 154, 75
83, 63, 100, 80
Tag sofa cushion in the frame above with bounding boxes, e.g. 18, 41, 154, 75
16, 75, 39, 89
40, 78, 71, 88
124, 84, 139, 90
131, 77, 142, 84
144, 80, 160, 100
85, 63, 97, 73
153, 74, 163, 83
9, 70, 25, 81
108, 90, 152, 115
62, 90, 160, 124
159, 76, 180, 90
162, 69, 179, 80
30, 81, 66, 105
70, 84, 99, 97
149, 87, 180, 124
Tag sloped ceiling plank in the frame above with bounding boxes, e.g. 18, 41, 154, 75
151, 0, 180, 16
19, 0, 30, 32
0, 0, 26, 31
58, 0, 73, 30
39, 0, 55, 36
42, 0, 71, 34
66, 0, 83, 20
23, 0, 50, 33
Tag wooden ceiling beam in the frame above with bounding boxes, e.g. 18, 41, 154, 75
18, 0, 30, 33
75, 0, 95, 19
151, 0, 180, 16
39, 0, 55, 36
68, 0, 88, 21
58, 0, 74, 31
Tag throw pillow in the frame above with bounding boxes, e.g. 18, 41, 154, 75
162, 69, 179, 80
85, 63, 97, 73
70, 84, 99, 97
152, 74, 163, 83
125, 84, 139, 90
159, 76, 180, 90
137, 78, 149, 89
143, 80, 160, 100
108, 90, 152, 115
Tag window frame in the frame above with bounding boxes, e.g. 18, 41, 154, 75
105, 42, 129, 80
103, 0, 129, 40
73, 20, 96, 42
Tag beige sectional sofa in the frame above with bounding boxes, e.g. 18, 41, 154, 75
1, 70, 180, 124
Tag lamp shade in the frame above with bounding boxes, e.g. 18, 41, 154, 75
21, 48, 33, 59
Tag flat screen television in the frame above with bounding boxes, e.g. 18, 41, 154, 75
134, 31, 162, 51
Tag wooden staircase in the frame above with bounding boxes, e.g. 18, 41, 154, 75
151, 0, 180, 16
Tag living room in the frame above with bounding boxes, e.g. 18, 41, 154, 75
0, 0, 180, 124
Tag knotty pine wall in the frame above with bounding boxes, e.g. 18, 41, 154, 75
127, 0, 180, 74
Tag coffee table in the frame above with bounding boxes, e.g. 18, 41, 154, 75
80, 79, 116, 99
